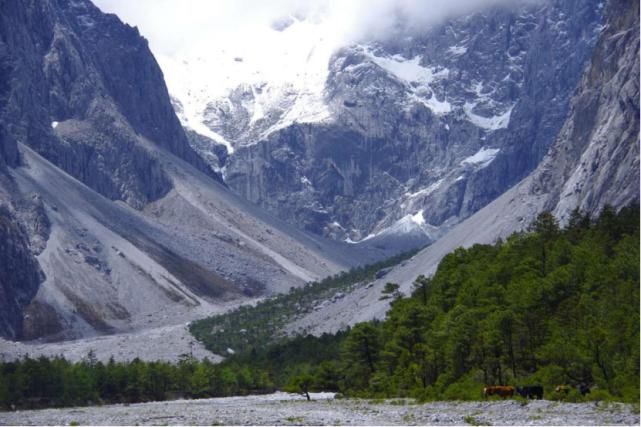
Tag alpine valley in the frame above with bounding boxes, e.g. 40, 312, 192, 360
0, 0, 638, 411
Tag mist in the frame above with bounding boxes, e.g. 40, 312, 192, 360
91, 0, 540, 59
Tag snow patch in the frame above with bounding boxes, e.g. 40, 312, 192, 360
464, 103, 514, 130
362, 47, 451, 115
448, 45, 468, 55
411, 93, 452, 115
300, 176, 312, 186
406, 179, 444, 199
249, 85, 265, 124
411, 210, 425, 226
363, 48, 449, 84
461, 147, 500, 168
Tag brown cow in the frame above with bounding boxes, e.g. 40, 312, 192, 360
483, 386, 515, 398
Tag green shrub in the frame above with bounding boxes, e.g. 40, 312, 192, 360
442, 372, 485, 401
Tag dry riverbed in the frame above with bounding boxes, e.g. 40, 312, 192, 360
1, 393, 638, 426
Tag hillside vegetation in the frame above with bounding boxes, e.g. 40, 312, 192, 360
228, 205, 639, 402
189, 249, 419, 355
331, 205, 639, 401
0, 206, 637, 410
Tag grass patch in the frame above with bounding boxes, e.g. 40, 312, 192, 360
402, 413, 415, 423
514, 396, 529, 406
463, 414, 490, 426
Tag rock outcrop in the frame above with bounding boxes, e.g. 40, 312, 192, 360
0, 0, 216, 209
532, 0, 639, 220
0, 199, 44, 339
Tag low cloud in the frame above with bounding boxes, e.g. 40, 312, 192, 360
92, 0, 541, 58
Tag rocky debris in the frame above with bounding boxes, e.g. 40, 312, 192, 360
0, 395, 637, 426
13, 193, 51, 255
0, 137, 374, 341
0, 323, 219, 364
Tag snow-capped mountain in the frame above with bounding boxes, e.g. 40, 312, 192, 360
172, 0, 605, 247
157, 14, 338, 156
0, 0, 636, 348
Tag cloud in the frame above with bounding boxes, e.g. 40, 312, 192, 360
92, 0, 539, 58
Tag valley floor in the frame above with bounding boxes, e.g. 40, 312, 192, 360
1, 393, 638, 426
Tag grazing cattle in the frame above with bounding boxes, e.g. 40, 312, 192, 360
578, 384, 591, 396
483, 386, 515, 398
555, 385, 570, 394
516, 385, 544, 399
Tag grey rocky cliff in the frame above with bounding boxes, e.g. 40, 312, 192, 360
0, 185, 45, 339
0, 0, 217, 209
222, 0, 604, 244
531, 0, 639, 220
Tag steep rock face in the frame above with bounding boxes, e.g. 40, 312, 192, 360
0, 0, 215, 209
223, 0, 604, 243
291, 0, 639, 336
0, 195, 44, 339
533, 0, 639, 220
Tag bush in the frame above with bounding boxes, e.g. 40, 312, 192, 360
442, 374, 485, 401
586, 388, 615, 402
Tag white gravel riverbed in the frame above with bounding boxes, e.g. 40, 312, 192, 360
0, 393, 638, 426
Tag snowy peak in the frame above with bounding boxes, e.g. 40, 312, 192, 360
161, 6, 537, 167
157, 14, 337, 155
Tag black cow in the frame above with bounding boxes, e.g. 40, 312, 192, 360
579, 384, 591, 396
516, 385, 544, 399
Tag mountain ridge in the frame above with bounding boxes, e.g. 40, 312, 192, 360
0, 0, 382, 341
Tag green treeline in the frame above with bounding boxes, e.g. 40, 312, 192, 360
0, 354, 277, 410
189, 248, 419, 356
227, 206, 640, 403
1, 206, 638, 410
330, 206, 639, 401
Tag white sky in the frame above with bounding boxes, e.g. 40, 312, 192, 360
91, 0, 536, 59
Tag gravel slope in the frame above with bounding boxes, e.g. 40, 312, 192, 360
0, 323, 220, 363
1, 394, 638, 426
